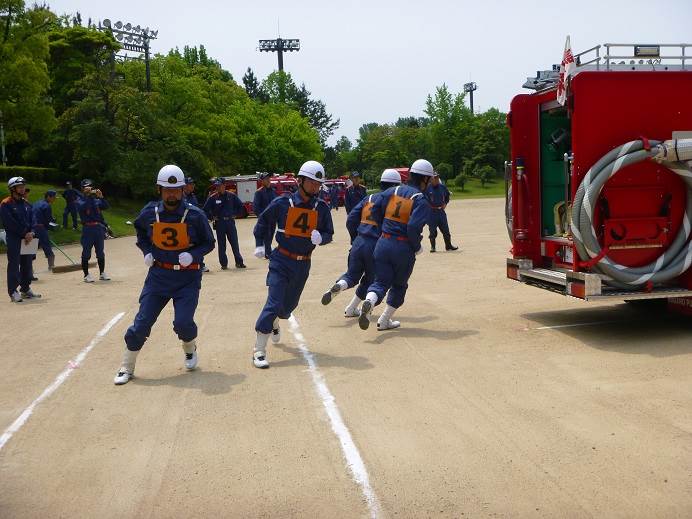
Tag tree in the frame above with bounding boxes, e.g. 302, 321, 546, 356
242, 67, 266, 101
0, 2, 57, 163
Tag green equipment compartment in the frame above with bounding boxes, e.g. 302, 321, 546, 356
539, 108, 570, 236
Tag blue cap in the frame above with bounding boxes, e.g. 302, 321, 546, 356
46, 190, 57, 197
185, 176, 195, 185
259, 172, 271, 180
350, 171, 361, 178
213, 178, 223, 186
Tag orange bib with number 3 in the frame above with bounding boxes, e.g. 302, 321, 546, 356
360, 200, 376, 226
152, 222, 190, 251
284, 206, 318, 238
384, 195, 413, 224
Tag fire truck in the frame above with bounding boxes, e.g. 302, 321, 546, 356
505, 43, 692, 315
322, 176, 349, 206
269, 173, 298, 196
207, 175, 258, 218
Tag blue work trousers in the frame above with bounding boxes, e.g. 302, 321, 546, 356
255, 251, 311, 333
5, 234, 33, 296
34, 227, 54, 258
367, 238, 416, 309
81, 225, 105, 261
339, 236, 377, 300
216, 219, 243, 267
124, 267, 202, 351
63, 205, 79, 229
428, 209, 451, 239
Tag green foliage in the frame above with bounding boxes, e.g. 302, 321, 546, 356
328, 83, 509, 185
453, 173, 468, 191
0, 2, 57, 163
0, 165, 61, 182
435, 162, 453, 181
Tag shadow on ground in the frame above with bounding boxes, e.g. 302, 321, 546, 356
269, 343, 374, 371
522, 302, 691, 357
366, 327, 479, 345
133, 370, 246, 395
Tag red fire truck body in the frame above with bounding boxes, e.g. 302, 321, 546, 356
506, 43, 692, 313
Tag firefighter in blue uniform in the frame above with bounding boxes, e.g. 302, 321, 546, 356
183, 176, 200, 207
321, 169, 402, 317
358, 159, 434, 331
425, 172, 458, 252
203, 179, 246, 269
1, 177, 40, 302
77, 179, 110, 282
114, 165, 216, 385
251, 160, 334, 369
253, 172, 277, 258
330, 182, 340, 211
62, 181, 82, 230
344, 171, 367, 213
32, 190, 57, 271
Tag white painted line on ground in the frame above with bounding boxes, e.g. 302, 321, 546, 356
288, 315, 381, 519
535, 320, 619, 330
0, 311, 126, 451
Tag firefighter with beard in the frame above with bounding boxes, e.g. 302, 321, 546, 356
114, 165, 215, 385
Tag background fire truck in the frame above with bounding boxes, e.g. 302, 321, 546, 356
505, 43, 692, 315
207, 173, 298, 217
322, 176, 349, 207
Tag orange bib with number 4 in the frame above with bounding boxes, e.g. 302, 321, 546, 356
285, 206, 318, 238
384, 195, 413, 224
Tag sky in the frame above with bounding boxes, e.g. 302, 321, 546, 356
47, 0, 692, 146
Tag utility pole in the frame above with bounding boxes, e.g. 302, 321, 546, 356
464, 82, 478, 114
0, 110, 6, 167
259, 37, 300, 72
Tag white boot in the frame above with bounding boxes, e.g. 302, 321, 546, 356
182, 339, 198, 370
271, 318, 281, 344
377, 305, 401, 331
84, 274, 95, 283
99, 272, 111, 281
253, 332, 271, 368
344, 294, 362, 318
359, 292, 378, 330
114, 349, 139, 385
322, 279, 347, 305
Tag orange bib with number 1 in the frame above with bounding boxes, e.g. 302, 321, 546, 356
384, 195, 413, 224
360, 197, 376, 226
284, 206, 318, 238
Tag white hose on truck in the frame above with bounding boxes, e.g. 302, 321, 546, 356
571, 138, 692, 289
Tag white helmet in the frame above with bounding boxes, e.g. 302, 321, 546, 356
380, 169, 402, 184
8, 176, 26, 189
157, 165, 186, 188
409, 159, 435, 177
297, 160, 326, 183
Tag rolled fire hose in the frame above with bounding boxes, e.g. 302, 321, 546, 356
571, 138, 692, 289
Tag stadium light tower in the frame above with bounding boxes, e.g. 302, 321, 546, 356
464, 82, 478, 114
98, 18, 159, 91
258, 38, 300, 72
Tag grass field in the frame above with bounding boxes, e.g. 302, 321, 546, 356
0, 182, 141, 250
449, 177, 505, 199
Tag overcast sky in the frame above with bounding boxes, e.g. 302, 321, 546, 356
48, 0, 691, 145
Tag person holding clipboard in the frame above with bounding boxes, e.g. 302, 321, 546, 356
0, 177, 40, 302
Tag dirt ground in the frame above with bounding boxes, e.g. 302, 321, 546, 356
1, 198, 690, 518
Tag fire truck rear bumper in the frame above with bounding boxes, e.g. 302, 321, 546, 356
506, 258, 692, 301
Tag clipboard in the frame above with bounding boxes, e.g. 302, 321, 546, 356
20, 238, 40, 256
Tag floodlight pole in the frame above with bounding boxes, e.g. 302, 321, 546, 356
98, 19, 158, 92
259, 37, 300, 72
144, 38, 151, 91
464, 82, 478, 114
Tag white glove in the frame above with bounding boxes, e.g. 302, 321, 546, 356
311, 229, 322, 245
144, 253, 154, 267
178, 252, 193, 267
254, 246, 265, 258
415, 247, 423, 256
